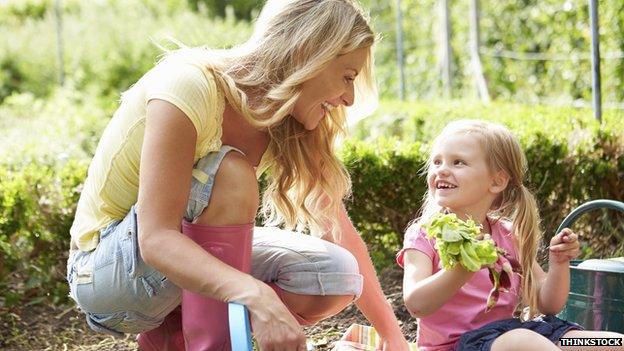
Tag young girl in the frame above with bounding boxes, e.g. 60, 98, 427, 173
398, 120, 624, 351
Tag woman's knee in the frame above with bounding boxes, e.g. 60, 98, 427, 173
254, 231, 363, 297
312, 242, 362, 296
324, 242, 359, 274
194, 151, 259, 226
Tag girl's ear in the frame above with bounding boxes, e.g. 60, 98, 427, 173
490, 170, 510, 194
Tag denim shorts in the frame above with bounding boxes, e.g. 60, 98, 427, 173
455, 315, 584, 351
67, 145, 363, 336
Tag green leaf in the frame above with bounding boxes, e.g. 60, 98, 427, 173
460, 242, 481, 272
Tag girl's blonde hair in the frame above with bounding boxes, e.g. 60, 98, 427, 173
417, 119, 542, 319
161, 0, 377, 239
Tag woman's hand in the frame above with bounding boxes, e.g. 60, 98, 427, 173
245, 280, 308, 351
548, 228, 580, 266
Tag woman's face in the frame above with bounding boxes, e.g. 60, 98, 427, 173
292, 47, 369, 130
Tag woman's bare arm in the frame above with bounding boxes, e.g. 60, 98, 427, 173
137, 99, 259, 301
332, 205, 409, 351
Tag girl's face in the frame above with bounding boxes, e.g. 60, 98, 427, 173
292, 47, 368, 130
427, 133, 502, 219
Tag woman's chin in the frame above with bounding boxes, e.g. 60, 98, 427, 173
303, 122, 317, 130
305, 117, 323, 130
293, 113, 322, 130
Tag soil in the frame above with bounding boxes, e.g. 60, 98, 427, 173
0, 266, 417, 351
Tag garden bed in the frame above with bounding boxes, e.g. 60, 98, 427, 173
0, 266, 416, 351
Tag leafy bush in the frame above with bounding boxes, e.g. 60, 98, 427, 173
188, 0, 264, 20
0, 84, 107, 307
0, 158, 88, 307
351, 99, 623, 142
0, 86, 112, 164
0, 0, 51, 23
342, 139, 428, 269
0, 0, 252, 102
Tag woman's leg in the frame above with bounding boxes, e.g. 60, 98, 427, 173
558, 330, 624, 351
67, 206, 182, 338
174, 143, 360, 348
269, 284, 355, 325
180, 147, 258, 351
490, 329, 560, 351
191, 150, 259, 227
138, 146, 257, 351
189, 148, 359, 328
251, 226, 363, 325
185, 143, 362, 326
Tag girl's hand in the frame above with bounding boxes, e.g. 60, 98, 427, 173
548, 228, 580, 266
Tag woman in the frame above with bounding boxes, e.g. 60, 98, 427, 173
66, 1, 409, 350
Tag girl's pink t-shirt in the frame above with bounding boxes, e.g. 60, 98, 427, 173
397, 218, 521, 351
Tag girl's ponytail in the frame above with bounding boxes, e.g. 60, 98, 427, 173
513, 184, 542, 319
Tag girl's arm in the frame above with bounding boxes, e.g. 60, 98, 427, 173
402, 250, 475, 317
333, 205, 409, 351
535, 228, 580, 314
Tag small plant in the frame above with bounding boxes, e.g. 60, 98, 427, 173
422, 213, 521, 311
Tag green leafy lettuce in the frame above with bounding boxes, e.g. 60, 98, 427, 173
422, 212, 518, 312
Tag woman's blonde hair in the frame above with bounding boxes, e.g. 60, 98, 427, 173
163, 0, 377, 239
417, 119, 542, 319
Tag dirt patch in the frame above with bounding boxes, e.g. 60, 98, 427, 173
0, 267, 416, 350
0, 303, 137, 351
305, 266, 417, 349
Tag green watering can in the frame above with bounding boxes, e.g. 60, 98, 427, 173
557, 199, 624, 333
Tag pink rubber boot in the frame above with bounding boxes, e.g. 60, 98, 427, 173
181, 221, 254, 351
136, 306, 185, 351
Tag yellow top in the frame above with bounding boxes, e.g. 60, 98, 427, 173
70, 49, 225, 251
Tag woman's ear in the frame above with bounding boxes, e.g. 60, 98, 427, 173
490, 170, 510, 194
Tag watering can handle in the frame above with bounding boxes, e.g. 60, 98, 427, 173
556, 199, 624, 234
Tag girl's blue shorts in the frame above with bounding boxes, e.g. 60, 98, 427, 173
456, 315, 584, 351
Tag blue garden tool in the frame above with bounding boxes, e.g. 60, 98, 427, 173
229, 303, 253, 351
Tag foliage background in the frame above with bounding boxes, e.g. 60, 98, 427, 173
3, 0, 624, 104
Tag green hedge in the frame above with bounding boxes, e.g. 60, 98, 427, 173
1, 98, 622, 307
0, 159, 87, 307
351, 99, 623, 142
